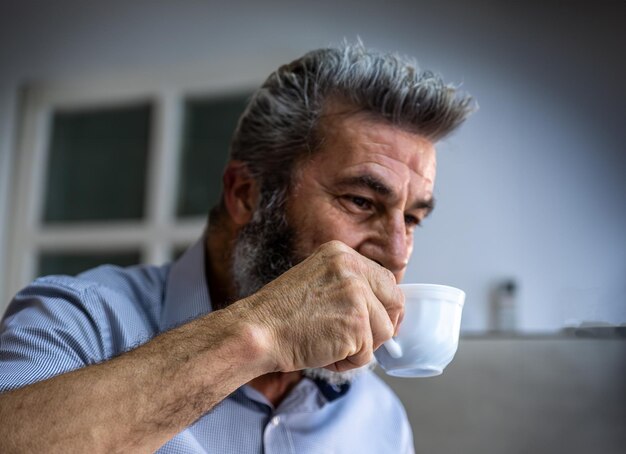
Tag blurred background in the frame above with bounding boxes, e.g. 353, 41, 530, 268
0, 1, 624, 452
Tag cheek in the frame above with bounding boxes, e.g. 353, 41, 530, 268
287, 185, 370, 253
293, 210, 363, 253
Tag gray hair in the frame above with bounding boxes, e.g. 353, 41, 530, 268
211, 42, 475, 222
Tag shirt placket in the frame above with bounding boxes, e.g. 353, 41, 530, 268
243, 379, 327, 454
263, 412, 296, 454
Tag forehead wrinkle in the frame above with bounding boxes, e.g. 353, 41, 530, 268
352, 142, 433, 179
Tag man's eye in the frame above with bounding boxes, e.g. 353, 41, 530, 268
405, 214, 422, 228
349, 196, 372, 209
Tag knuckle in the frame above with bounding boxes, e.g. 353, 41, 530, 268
382, 267, 396, 284
320, 240, 348, 254
343, 278, 367, 301
346, 339, 361, 357
325, 250, 357, 278
327, 255, 346, 275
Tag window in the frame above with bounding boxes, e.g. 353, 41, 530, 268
5, 73, 257, 311
44, 103, 152, 223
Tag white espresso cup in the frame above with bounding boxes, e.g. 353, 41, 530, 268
374, 283, 465, 377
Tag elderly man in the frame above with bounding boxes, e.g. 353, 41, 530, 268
0, 43, 473, 452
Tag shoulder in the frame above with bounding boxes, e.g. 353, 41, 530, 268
77, 263, 170, 314
0, 263, 172, 392
13, 264, 167, 318
11, 262, 169, 301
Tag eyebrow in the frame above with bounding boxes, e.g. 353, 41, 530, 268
336, 174, 436, 215
338, 174, 392, 196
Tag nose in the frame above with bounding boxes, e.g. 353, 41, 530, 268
385, 219, 410, 273
364, 214, 411, 279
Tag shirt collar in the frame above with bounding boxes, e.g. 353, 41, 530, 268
239, 377, 351, 413
161, 236, 212, 331
310, 377, 351, 402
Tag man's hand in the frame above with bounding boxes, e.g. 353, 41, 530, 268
241, 240, 405, 373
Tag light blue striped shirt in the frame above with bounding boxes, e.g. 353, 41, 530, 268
0, 238, 414, 453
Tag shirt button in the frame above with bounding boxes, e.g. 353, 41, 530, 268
271, 415, 281, 426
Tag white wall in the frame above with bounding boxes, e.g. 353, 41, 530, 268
1, 0, 624, 331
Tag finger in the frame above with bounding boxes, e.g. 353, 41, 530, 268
328, 348, 374, 373
359, 283, 396, 350
357, 256, 405, 333
395, 302, 405, 336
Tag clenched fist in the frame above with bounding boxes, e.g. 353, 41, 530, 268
238, 240, 405, 373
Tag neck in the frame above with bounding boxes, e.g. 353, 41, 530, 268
205, 222, 237, 308
248, 372, 303, 407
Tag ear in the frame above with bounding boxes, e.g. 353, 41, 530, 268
222, 161, 259, 226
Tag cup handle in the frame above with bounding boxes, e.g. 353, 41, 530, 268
383, 338, 403, 358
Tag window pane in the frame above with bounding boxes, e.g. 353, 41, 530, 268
38, 251, 141, 277
177, 92, 251, 217
43, 103, 151, 223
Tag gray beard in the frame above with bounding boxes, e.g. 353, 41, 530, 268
231, 198, 295, 302
230, 197, 373, 386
